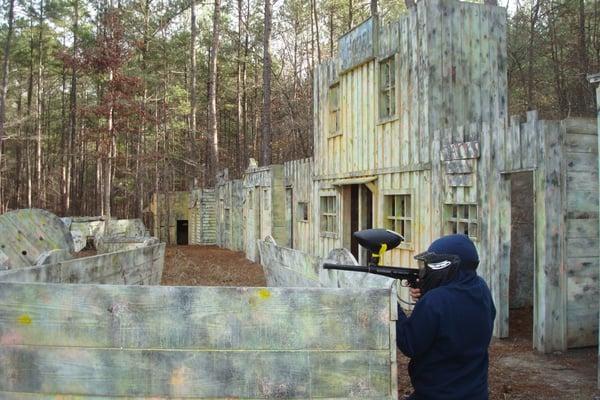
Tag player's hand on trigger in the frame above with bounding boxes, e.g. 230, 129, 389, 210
410, 284, 422, 301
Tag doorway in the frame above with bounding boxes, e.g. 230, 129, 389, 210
176, 220, 189, 245
508, 171, 535, 339
345, 184, 373, 264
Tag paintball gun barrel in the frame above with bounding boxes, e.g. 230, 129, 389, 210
322, 262, 420, 287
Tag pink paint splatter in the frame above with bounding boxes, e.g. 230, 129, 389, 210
0, 330, 23, 345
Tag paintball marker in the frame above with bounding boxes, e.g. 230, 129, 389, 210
323, 229, 420, 288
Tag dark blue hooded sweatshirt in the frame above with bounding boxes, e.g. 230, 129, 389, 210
396, 236, 496, 400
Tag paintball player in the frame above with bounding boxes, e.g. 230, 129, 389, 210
396, 234, 496, 400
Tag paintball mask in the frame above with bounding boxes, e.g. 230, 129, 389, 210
414, 252, 461, 295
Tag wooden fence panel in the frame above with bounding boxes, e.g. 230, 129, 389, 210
0, 283, 397, 399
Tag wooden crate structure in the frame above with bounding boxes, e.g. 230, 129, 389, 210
0, 283, 399, 399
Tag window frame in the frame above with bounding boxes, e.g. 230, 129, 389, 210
443, 203, 479, 240
378, 55, 397, 124
382, 189, 413, 250
297, 201, 310, 223
319, 194, 338, 238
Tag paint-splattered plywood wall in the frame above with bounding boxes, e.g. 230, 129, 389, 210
0, 284, 399, 399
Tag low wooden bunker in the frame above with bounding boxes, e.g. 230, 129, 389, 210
0, 208, 74, 270
0, 282, 398, 398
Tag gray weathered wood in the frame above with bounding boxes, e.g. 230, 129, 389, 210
0, 282, 397, 399
0, 244, 164, 286
440, 141, 480, 161
339, 17, 377, 73
0, 347, 392, 398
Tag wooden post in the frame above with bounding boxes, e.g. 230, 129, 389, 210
533, 118, 567, 353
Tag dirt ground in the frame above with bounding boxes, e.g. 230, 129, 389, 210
162, 245, 599, 399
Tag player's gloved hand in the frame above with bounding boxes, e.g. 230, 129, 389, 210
409, 286, 421, 301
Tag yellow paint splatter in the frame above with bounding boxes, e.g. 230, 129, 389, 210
17, 314, 32, 325
258, 289, 271, 299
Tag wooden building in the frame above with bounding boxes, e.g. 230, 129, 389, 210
242, 162, 288, 262
150, 189, 216, 245
587, 72, 600, 387
312, 0, 508, 321
199, 0, 599, 355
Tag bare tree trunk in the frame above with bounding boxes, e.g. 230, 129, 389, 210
312, 0, 321, 63
578, 0, 590, 114
137, 0, 149, 218
67, 0, 79, 214
189, 0, 199, 187
371, 0, 377, 16
36, 0, 44, 207
15, 92, 22, 207
329, 7, 334, 56
0, 0, 15, 211
207, 0, 221, 185
61, 37, 68, 214
242, 0, 250, 171
26, 14, 34, 209
236, 0, 244, 176
261, 0, 272, 166
104, 69, 114, 221
348, 0, 353, 30
526, 0, 540, 111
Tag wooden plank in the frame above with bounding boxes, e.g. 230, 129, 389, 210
563, 118, 597, 135
533, 120, 567, 352
418, 2, 430, 164
567, 171, 599, 191
566, 152, 598, 172
567, 257, 599, 278
567, 190, 598, 213
566, 218, 599, 239
0, 347, 392, 399
440, 141, 480, 160
469, 3, 482, 125
339, 17, 377, 73
0, 284, 391, 351
566, 237, 599, 258
445, 174, 473, 187
565, 133, 598, 153
444, 160, 473, 174
524, 111, 539, 169
400, 17, 410, 167
508, 115, 521, 171
409, 9, 419, 165
0, 244, 164, 286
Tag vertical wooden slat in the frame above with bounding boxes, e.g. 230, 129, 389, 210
534, 120, 567, 352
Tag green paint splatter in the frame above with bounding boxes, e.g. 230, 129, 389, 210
258, 289, 271, 299
17, 314, 32, 325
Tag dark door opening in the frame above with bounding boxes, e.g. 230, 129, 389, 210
509, 171, 534, 339
350, 185, 360, 259
347, 184, 373, 263
177, 220, 189, 245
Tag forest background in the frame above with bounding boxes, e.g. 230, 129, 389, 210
0, 0, 597, 222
